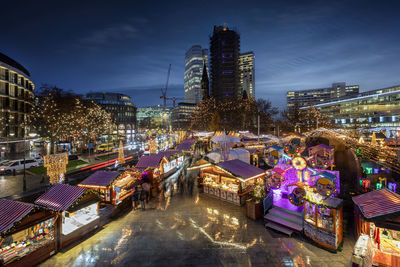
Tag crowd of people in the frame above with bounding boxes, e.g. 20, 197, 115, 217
131, 163, 197, 212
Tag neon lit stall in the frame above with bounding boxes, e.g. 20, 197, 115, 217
34, 184, 100, 249
0, 200, 56, 267
352, 188, 400, 266
307, 144, 334, 169
78, 170, 139, 206
194, 159, 265, 206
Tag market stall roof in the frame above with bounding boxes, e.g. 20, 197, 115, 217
352, 188, 400, 221
159, 150, 178, 158
308, 144, 334, 151
135, 154, 165, 170
0, 199, 34, 235
35, 184, 87, 211
265, 145, 283, 151
216, 159, 265, 181
312, 171, 336, 181
270, 167, 286, 175
79, 171, 120, 188
176, 139, 195, 152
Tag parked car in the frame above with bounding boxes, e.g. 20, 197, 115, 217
0, 159, 39, 174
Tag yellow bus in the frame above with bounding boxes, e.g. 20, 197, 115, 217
96, 143, 114, 153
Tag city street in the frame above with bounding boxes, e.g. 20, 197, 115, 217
40, 191, 355, 267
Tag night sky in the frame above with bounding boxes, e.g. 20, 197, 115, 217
2, 0, 400, 108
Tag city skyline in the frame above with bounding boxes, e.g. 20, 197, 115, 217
1, 0, 400, 108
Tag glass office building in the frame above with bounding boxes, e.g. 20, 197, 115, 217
302, 85, 400, 130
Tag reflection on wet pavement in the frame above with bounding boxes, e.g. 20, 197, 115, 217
40, 192, 353, 267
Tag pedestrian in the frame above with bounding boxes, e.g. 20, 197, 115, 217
179, 175, 184, 196
157, 183, 165, 210
142, 181, 151, 203
140, 187, 146, 211
169, 180, 174, 197
188, 175, 194, 196
131, 186, 140, 210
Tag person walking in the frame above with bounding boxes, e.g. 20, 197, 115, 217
140, 187, 146, 211
179, 175, 184, 196
188, 175, 194, 196
158, 182, 166, 210
142, 181, 151, 203
131, 186, 140, 210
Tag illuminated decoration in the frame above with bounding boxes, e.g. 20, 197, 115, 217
284, 137, 306, 156
292, 157, 307, 170
149, 138, 158, 154
288, 187, 306, 206
388, 182, 397, 193
378, 177, 387, 188
266, 168, 286, 189
264, 145, 283, 166
44, 153, 68, 184
308, 144, 334, 169
316, 178, 335, 197
361, 179, 371, 192
376, 183, 382, 190
118, 140, 125, 165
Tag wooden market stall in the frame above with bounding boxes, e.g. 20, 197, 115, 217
303, 196, 343, 251
193, 159, 265, 206
0, 199, 57, 267
34, 184, 100, 249
78, 170, 139, 206
352, 188, 400, 267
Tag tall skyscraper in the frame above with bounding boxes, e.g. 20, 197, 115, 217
184, 45, 209, 104
210, 25, 240, 101
239, 52, 255, 98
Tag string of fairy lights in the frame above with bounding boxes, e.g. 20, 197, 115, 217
190, 97, 271, 131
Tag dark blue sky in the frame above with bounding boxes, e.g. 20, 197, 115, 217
2, 0, 400, 108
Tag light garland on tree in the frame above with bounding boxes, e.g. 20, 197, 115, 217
44, 153, 68, 184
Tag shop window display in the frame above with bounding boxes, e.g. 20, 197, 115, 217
62, 203, 99, 235
304, 202, 315, 225
317, 207, 334, 231
0, 218, 55, 266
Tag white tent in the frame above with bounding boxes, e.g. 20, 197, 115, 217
211, 133, 241, 149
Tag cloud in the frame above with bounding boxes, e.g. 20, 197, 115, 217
79, 23, 138, 46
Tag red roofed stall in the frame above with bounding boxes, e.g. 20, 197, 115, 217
352, 188, 400, 266
34, 184, 100, 249
0, 199, 56, 267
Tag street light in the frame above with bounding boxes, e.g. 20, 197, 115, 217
23, 130, 37, 192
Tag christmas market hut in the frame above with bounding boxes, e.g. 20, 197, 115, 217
176, 139, 195, 154
135, 153, 170, 196
34, 184, 100, 249
199, 159, 265, 206
0, 199, 57, 267
303, 193, 343, 251
78, 170, 140, 206
352, 188, 400, 266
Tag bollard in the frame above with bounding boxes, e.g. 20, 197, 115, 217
13, 169, 16, 176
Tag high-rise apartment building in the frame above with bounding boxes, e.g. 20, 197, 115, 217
0, 53, 35, 141
210, 25, 240, 101
184, 45, 209, 104
286, 82, 359, 118
239, 52, 255, 98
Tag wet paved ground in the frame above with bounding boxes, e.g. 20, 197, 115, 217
40, 190, 354, 267
0, 173, 45, 198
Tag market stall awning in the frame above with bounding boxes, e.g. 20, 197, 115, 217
135, 154, 165, 170
0, 199, 34, 235
79, 171, 120, 188
216, 159, 265, 181
176, 139, 195, 152
187, 158, 212, 170
35, 184, 87, 211
265, 145, 283, 151
308, 144, 334, 151
312, 171, 336, 181
159, 150, 178, 158
353, 188, 400, 221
